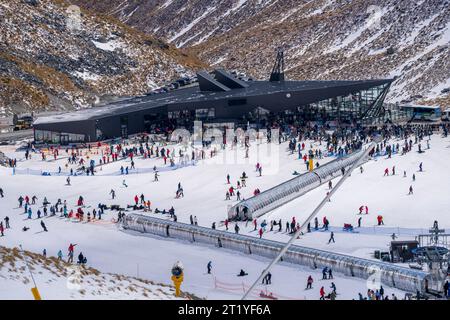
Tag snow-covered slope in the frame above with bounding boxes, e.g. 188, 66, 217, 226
72, 0, 450, 106
0, 0, 204, 116
0, 246, 195, 299
0, 134, 423, 299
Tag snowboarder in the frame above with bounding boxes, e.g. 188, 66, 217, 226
40, 220, 48, 232
122, 179, 128, 188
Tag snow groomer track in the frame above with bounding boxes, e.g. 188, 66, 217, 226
123, 214, 431, 293
228, 148, 370, 220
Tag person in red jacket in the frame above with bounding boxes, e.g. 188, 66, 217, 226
224, 219, 229, 230
320, 286, 325, 300
384, 168, 389, 176
253, 218, 257, 231
377, 215, 384, 226
258, 228, 263, 239
134, 195, 139, 205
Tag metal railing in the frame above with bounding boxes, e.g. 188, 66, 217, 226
228, 148, 370, 220
123, 213, 431, 293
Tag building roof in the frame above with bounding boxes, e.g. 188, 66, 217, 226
34, 76, 393, 125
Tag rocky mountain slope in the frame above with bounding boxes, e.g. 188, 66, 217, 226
0, 245, 197, 299
0, 0, 204, 117
72, 0, 450, 107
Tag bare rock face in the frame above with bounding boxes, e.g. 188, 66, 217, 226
0, 0, 204, 116
72, 0, 450, 107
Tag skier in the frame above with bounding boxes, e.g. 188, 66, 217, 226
258, 228, 263, 239
377, 215, 384, 226
0, 187, 3, 197
384, 168, 389, 176
4, 216, 10, 229
0, 222, 4, 236
419, 162, 423, 172
319, 287, 325, 300
207, 261, 212, 274
110, 189, 116, 199
322, 267, 328, 280
357, 217, 362, 228
226, 174, 230, 184
328, 268, 333, 279
412, 173, 416, 181
392, 166, 395, 175
66, 176, 71, 186
154, 171, 159, 181
234, 223, 240, 234
328, 231, 335, 244
330, 282, 337, 294
190, 215, 193, 225
40, 220, 48, 232
122, 179, 128, 188
306, 275, 313, 289
408, 185, 413, 195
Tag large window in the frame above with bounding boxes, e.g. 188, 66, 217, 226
34, 130, 85, 144
195, 108, 215, 119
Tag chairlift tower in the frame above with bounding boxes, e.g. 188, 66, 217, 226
269, 49, 285, 82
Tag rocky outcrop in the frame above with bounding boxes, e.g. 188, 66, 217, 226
72, 0, 450, 107
0, 0, 205, 116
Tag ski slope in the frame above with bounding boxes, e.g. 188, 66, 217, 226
0, 132, 448, 299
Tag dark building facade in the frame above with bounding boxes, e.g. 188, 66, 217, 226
33, 69, 393, 144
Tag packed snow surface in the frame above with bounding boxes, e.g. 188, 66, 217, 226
0, 132, 449, 299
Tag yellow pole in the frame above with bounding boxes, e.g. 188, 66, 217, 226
19, 245, 42, 300
309, 158, 314, 172
31, 287, 42, 300
171, 274, 183, 297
